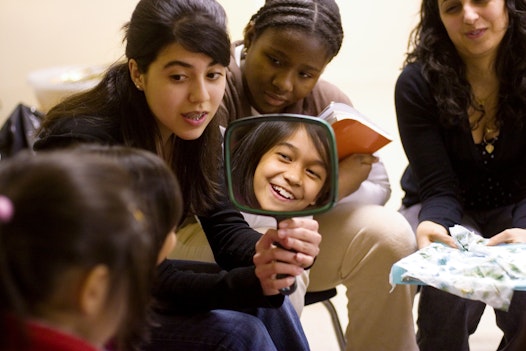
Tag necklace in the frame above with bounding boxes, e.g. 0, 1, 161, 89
482, 126, 498, 154
474, 90, 499, 154
473, 87, 498, 110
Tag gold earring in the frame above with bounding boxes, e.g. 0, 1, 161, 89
135, 83, 142, 91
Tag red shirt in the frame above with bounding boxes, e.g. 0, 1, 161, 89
5, 320, 100, 351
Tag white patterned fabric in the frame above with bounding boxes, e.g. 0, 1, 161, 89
390, 225, 526, 310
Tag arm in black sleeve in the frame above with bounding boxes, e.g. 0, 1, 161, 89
395, 63, 463, 228
153, 259, 284, 313
198, 187, 265, 270
155, 152, 285, 312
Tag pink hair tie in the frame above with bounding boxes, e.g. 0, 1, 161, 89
0, 196, 14, 223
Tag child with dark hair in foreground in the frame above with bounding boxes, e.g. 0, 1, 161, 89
0, 150, 154, 351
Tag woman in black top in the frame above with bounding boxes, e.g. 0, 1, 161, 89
395, 0, 526, 350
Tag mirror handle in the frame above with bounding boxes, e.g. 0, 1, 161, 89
274, 242, 298, 295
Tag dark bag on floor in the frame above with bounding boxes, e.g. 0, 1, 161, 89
0, 103, 43, 160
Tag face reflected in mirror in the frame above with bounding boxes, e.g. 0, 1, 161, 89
227, 116, 336, 217
253, 126, 327, 211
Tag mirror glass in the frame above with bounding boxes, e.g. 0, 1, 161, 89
224, 114, 338, 219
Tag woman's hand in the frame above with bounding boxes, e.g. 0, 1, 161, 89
253, 217, 321, 295
338, 154, 378, 200
416, 220, 456, 249
487, 228, 526, 246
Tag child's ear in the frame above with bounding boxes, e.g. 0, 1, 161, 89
78, 265, 110, 316
157, 231, 177, 265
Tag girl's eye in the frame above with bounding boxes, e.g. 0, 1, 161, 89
207, 71, 224, 80
268, 55, 281, 66
277, 152, 292, 162
299, 71, 314, 79
170, 74, 187, 81
306, 168, 323, 180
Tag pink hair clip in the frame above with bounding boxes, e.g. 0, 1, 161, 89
0, 195, 14, 223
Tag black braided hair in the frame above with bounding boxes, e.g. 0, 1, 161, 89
247, 0, 344, 60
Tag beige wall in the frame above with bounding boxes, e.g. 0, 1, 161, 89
0, 0, 421, 208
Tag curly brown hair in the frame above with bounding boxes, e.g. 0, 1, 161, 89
404, 0, 526, 130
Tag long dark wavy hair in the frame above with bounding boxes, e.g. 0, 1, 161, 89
404, 0, 526, 129
38, 0, 231, 217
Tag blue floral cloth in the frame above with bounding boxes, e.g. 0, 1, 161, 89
390, 225, 526, 310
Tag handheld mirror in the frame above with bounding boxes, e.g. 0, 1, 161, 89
224, 114, 339, 294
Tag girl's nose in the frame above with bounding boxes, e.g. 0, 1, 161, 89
189, 78, 210, 103
284, 167, 302, 186
271, 71, 293, 93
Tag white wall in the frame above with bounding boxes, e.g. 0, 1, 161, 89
0, 0, 421, 208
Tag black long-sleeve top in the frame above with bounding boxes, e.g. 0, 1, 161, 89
34, 115, 284, 312
395, 63, 526, 230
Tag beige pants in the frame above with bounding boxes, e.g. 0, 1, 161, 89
310, 202, 419, 351
170, 203, 419, 351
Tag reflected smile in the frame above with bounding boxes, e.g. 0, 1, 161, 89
271, 184, 296, 200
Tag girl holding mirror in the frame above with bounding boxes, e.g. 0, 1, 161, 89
33, 0, 316, 349
171, 0, 420, 349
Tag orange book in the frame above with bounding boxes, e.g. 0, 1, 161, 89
319, 102, 393, 160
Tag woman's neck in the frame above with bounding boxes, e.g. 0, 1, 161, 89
466, 58, 499, 105
464, 50, 498, 85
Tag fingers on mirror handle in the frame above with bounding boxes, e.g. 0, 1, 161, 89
274, 242, 298, 295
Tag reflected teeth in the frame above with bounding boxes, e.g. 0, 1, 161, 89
186, 112, 206, 120
272, 185, 294, 200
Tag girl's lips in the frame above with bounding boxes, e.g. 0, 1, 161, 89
182, 111, 208, 126
184, 111, 206, 120
264, 91, 288, 107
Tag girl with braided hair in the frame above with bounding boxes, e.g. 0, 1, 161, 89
171, 0, 420, 350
